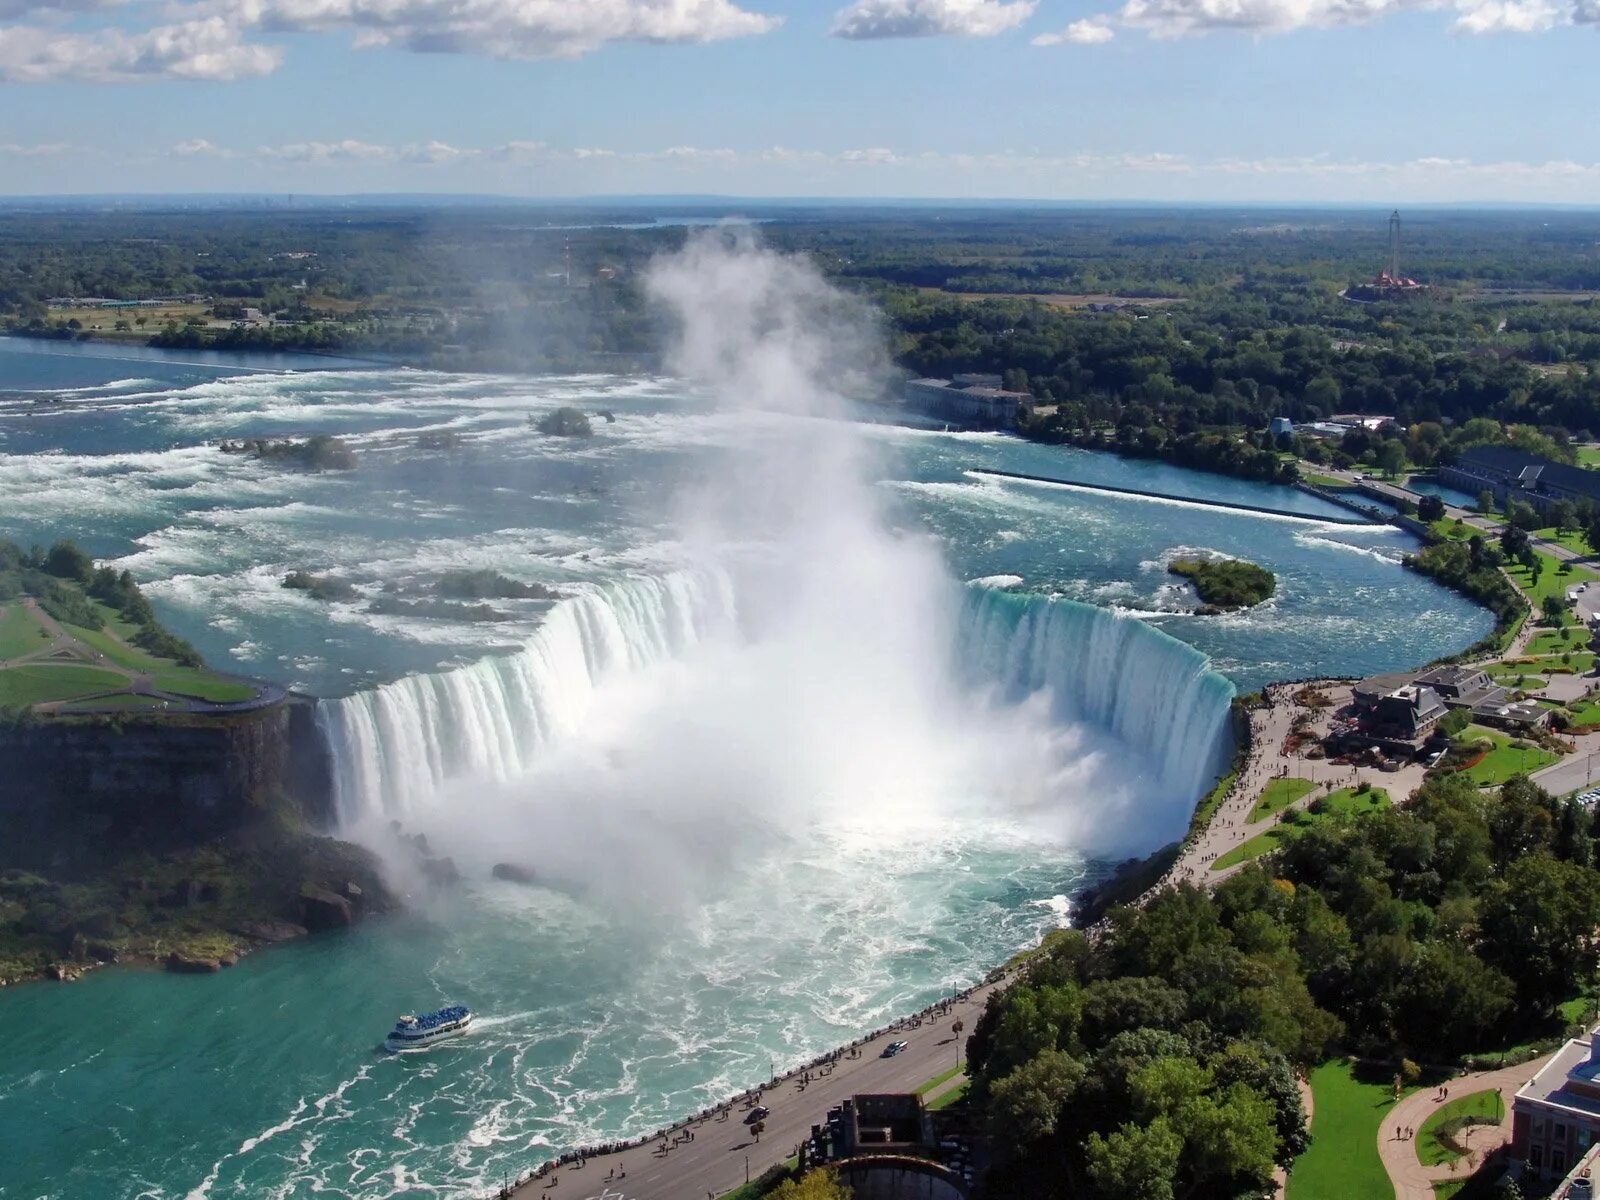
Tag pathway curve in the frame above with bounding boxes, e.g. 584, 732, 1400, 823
1377, 1060, 1541, 1200
505, 980, 1002, 1200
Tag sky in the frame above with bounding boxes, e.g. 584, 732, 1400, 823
0, 0, 1596, 202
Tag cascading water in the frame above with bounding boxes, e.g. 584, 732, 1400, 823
316, 570, 737, 822
956, 584, 1236, 803
317, 570, 1236, 843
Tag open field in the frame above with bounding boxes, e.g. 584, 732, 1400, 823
1459, 725, 1559, 787
0, 603, 49, 660
0, 663, 131, 708
1505, 552, 1599, 607
1287, 1060, 1403, 1200
47, 302, 209, 336
1248, 776, 1316, 822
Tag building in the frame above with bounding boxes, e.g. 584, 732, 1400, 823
1415, 664, 1550, 731
1514, 1028, 1600, 1184
1328, 414, 1398, 432
1440, 446, 1600, 517
1343, 675, 1450, 749
904, 376, 1034, 430
1269, 417, 1294, 438
802, 1094, 972, 1199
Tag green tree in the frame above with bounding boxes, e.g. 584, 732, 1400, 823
1376, 440, 1407, 478
1418, 494, 1446, 522
1481, 853, 1600, 1012
987, 1049, 1088, 1156
768, 1169, 850, 1200
1085, 1116, 1182, 1200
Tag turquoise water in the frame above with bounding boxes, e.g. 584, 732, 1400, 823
0, 339, 1492, 1199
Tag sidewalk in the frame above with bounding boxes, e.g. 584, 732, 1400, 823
1378, 1061, 1541, 1200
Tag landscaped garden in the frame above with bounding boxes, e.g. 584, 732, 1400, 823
1454, 725, 1560, 787
1417, 1089, 1504, 1168
1248, 776, 1317, 822
1214, 786, 1391, 871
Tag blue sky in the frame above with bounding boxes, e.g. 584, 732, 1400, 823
0, 0, 1595, 201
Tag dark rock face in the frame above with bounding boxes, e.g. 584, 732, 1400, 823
230, 919, 309, 944
0, 706, 294, 872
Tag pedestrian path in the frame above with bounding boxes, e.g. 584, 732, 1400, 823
1377, 1061, 1541, 1200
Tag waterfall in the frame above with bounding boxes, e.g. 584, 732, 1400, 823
317, 573, 1236, 827
315, 570, 738, 823
956, 586, 1236, 802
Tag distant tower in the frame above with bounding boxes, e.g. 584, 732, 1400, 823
563, 236, 572, 288
1387, 210, 1402, 281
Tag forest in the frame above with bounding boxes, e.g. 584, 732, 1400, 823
968, 770, 1600, 1200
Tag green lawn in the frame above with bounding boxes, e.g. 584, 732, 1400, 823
56, 693, 174, 713
1302, 472, 1349, 488
1580, 447, 1600, 469
0, 664, 131, 708
148, 667, 257, 703
0, 604, 50, 660
1287, 1060, 1403, 1200
1505, 552, 1600, 607
1567, 699, 1600, 728
914, 1065, 963, 1095
926, 1080, 969, 1111
1428, 518, 1474, 541
1418, 1088, 1504, 1167
1215, 788, 1390, 871
1249, 777, 1317, 822
62, 619, 161, 672
1526, 627, 1590, 656
1534, 527, 1593, 556
1458, 725, 1560, 787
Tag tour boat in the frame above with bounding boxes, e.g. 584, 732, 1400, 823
385, 1004, 473, 1052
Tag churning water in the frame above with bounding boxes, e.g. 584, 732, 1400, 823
0, 330, 1488, 1199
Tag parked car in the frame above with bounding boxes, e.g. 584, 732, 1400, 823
881, 1040, 908, 1057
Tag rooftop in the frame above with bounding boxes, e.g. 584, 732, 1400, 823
1518, 1031, 1600, 1120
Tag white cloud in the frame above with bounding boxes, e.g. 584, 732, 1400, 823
1088, 0, 1594, 36
0, 17, 281, 81
1113, 0, 1415, 37
233, 0, 781, 59
1032, 16, 1115, 40
1452, 0, 1562, 30
173, 137, 228, 155
0, 0, 116, 18
253, 138, 479, 163
0, 140, 69, 154
830, 0, 1036, 38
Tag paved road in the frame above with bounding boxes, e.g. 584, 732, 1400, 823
506, 980, 1003, 1200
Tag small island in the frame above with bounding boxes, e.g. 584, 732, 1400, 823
1168, 555, 1276, 613
534, 407, 594, 437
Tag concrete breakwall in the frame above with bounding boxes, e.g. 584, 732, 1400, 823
972, 468, 1377, 526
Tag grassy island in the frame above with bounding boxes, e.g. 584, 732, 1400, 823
1168, 556, 1276, 612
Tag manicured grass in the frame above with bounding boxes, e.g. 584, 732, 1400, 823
1418, 1089, 1503, 1167
0, 603, 50, 660
148, 668, 257, 703
1579, 447, 1600, 469
1287, 1060, 1402, 1200
914, 1065, 963, 1095
1434, 1182, 1466, 1200
0, 664, 131, 708
1428, 518, 1474, 541
926, 1080, 969, 1110
1534, 527, 1593, 556
1249, 777, 1317, 822
1505, 552, 1600, 607
1302, 472, 1349, 488
1458, 725, 1559, 787
1526, 627, 1590, 656
62, 619, 160, 672
1214, 788, 1390, 870
57, 693, 173, 712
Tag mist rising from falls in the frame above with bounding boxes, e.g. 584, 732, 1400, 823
319, 570, 1235, 857
317, 226, 1236, 892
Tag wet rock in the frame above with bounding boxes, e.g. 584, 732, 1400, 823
299, 883, 353, 930
492, 862, 538, 885
46, 962, 84, 982
166, 952, 222, 973
420, 856, 461, 887
231, 919, 307, 944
